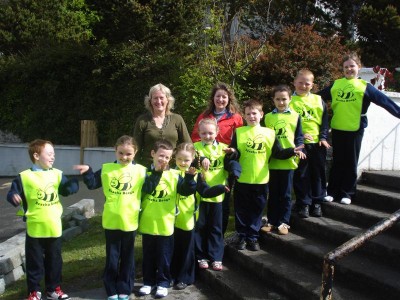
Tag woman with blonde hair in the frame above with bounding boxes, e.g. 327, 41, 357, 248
134, 83, 191, 168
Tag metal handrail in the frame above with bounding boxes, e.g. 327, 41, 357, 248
320, 209, 400, 300
357, 122, 400, 170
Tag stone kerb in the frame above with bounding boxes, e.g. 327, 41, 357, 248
0, 199, 95, 295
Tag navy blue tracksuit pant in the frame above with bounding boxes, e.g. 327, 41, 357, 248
171, 227, 195, 285
103, 229, 136, 296
25, 234, 62, 294
294, 143, 327, 207
195, 201, 224, 263
328, 128, 364, 200
234, 182, 268, 241
267, 169, 294, 227
142, 234, 174, 288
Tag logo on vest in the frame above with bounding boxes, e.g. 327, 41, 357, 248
108, 172, 134, 195
273, 120, 288, 139
246, 134, 266, 153
35, 183, 59, 206
209, 158, 223, 170
36, 183, 58, 202
295, 106, 314, 121
150, 179, 170, 202
110, 173, 132, 191
337, 84, 356, 102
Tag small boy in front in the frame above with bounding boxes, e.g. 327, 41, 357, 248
290, 69, 330, 218
228, 100, 304, 251
7, 139, 78, 300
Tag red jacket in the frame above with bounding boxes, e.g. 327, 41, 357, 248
191, 111, 243, 145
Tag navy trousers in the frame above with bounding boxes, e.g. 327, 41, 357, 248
142, 234, 174, 288
194, 201, 224, 262
294, 143, 327, 207
171, 227, 195, 285
103, 229, 136, 296
267, 170, 294, 226
328, 128, 364, 200
234, 182, 268, 241
25, 234, 62, 293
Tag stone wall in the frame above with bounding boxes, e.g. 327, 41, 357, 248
0, 199, 95, 295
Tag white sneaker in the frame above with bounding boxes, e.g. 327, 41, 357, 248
155, 286, 168, 298
47, 287, 69, 299
324, 195, 334, 202
138, 285, 152, 296
340, 198, 351, 205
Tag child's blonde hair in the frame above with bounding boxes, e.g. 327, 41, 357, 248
174, 142, 195, 157
198, 118, 219, 132
28, 139, 53, 163
295, 69, 314, 81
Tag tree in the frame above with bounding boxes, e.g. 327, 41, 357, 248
249, 24, 346, 110
0, 0, 98, 54
357, 1, 400, 67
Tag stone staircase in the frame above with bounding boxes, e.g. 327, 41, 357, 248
198, 171, 400, 299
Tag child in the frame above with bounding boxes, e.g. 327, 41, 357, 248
191, 82, 243, 235
138, 139, 197, 298
194, 118, 241, 271
290, 69, 330, 218
170, 142, 227, 290
74, 135, 149, 300
228, 100, 305, 251
318, 53, 400, 205
263, 85, 304, 235
7, 139, 79, 300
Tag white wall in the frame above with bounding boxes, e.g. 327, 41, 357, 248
358, 69, 400, 174
0, 145, 114, 176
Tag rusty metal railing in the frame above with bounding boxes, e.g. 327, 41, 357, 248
320, 209, 400, 300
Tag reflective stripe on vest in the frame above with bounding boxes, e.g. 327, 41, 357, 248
331, 78, 367, 131
20, 169, 63, 238
101, 163, 146, 231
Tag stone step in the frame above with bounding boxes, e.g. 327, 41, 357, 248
360, 171, 400, 191
321, 201, 400, 237
259, 230, 400, 299
197, 256, 287, 300
220, 243, 373, 300
290, 215, 400, 269
356, 183, 400, 213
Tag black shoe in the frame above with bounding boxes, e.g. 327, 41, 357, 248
246, 240, 260, 251
176, 282, 187, 290
235, 238, 246, 250
311, 204, 322, 217
298, 205, 309, 218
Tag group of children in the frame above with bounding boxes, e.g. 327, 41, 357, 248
7, 68, 329, 300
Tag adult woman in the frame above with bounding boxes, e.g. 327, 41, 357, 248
191, 82, 243, 234
318, 53, 400, 205
192, 82, 243, 145
134, 83, 191, 168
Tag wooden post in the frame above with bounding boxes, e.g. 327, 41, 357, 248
80, 120, 98, 164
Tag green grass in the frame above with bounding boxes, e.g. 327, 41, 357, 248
0, 215, 143, 300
